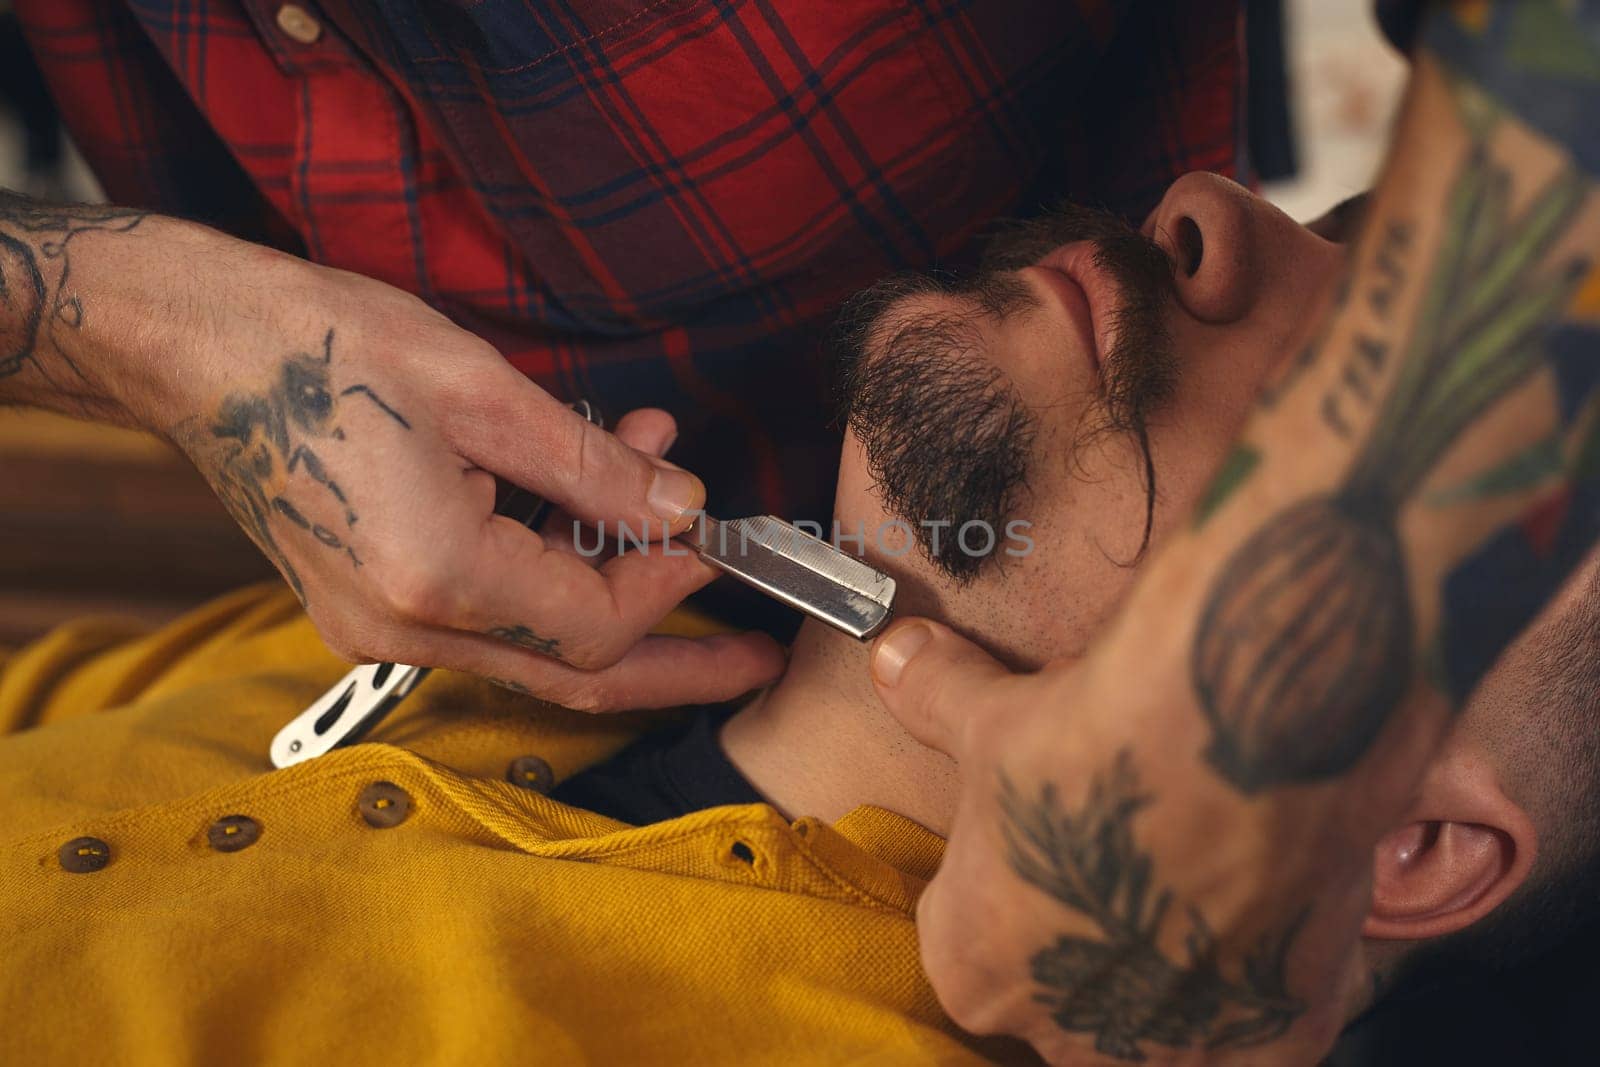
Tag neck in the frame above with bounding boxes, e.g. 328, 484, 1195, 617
719, 618, 960, 835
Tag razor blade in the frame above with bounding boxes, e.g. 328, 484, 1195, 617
686, 515, 896, 640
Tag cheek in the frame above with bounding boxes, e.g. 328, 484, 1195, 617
950, 537, 1141, 667
832, 434, 891, 533
1169, 319, 1280, 426
1035, 431, 1168, 562
832, 434, 940, 602
967, 443, 1152, 663
1140, 415, 1243, 551
1156, 414, 1234, 497
1146, 323, 1286, 526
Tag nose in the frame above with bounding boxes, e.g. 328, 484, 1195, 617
1143, 172, 1336, 325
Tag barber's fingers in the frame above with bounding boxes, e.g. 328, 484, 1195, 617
410, 405, 718, 673
389, 627, 787, 712
609, 407, 678, 458
460, 518, 724, 669
535, 408, 679, 563
869, 619, 1028, 759
450, 372, 705, 535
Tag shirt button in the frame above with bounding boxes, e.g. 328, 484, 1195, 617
275, 4, 324, 45
58, 836, 112, 874
208, 815, 262, 853
357, 781, 413, 828
506, 755, 555, 794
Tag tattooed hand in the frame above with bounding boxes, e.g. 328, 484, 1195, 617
0, 196, 784, 710
866, 4, 1600, 1063
868, 622, 1363, 1065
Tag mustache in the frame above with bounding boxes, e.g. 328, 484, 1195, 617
982, 204, 1178, 446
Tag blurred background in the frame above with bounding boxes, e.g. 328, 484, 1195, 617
0, 2, 274, 645
0, 0, 1408, 644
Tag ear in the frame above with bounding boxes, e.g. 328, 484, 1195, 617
1365, 744, 1537, 940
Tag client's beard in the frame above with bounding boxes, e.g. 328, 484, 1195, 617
832, 203, 1177, 581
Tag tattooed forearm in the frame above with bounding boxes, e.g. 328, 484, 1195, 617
0, 192, 147, 384
1196, 228, 1408, 525
1001, 752, 1304, 1061
1321, 220, 1413, 439
1196, 136, 1589, 791
1189, 3, 1600, 792
0, 230, 44, 379
487, 625, 562, 658
183, 328, 409, 602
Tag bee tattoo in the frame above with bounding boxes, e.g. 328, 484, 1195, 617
199, 327, 410, 602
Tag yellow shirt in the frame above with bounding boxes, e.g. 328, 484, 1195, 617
0, 584, 1032, 1065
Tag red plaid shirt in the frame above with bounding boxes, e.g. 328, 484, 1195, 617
17, 0, 1243, 521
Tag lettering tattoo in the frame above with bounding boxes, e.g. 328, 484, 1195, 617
0, 195, 147, 383
1001, 752, 1305, 1061
1363, 219, 1412, 320
1321, 221, 1412, 439
1199, 223, 1404, 524
185, 328, 409, 602
487, 625, 562, 658
1255, 271, 1349, 414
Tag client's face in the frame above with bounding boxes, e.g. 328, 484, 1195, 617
833, 173, 1353, 666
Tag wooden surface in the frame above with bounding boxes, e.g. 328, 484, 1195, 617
0, 410, 277, 645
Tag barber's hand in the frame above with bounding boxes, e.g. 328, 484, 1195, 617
868, 618, 1372, 1065
158, 243, 784, 710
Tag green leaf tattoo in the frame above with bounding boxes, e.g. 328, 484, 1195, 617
1193, 445, 1261, 528
1425, 431, 1565, 505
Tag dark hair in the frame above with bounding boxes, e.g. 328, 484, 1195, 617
1385, 562, 1600, 995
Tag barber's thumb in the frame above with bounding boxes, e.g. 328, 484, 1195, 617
870, 619, 1015, 758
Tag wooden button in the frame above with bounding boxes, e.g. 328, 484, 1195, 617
506, 755, 555, 794
208, 815, 262, 853
357, 781, 412, 828
275, 4, 323, 45
58, 836, 111, 874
